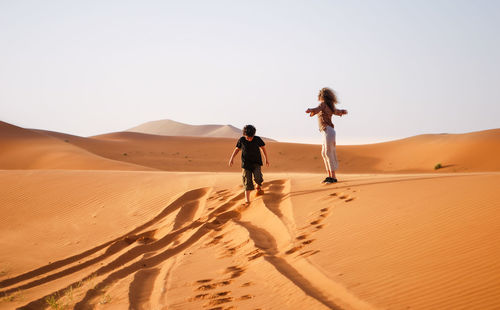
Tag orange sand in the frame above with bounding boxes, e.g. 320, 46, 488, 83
1, 121, 500, 309
6, 124, 500, 173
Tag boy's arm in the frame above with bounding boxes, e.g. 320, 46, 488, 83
260, 146, 270, 167
228, 147, 240, 167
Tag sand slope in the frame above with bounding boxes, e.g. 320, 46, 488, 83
2, 121, 499, 172
1, 121, 500, 309
127, 119, 243, 139
1, 171, 499, 309
33, 127, 500, 173
340, 129, 500, 172
0, 122, 150, 170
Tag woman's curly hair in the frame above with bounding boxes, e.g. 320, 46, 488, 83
318, 87, 338, 111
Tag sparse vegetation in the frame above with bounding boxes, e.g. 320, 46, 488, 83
45, 284, 78, 309
434, 163, 443, 170
123, 153, 128, 156
99, 294, 112, 304
45, 293, 62, 309
1, 289, 24, 303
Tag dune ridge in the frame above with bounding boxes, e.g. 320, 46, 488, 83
1, 121, 498, 173
126, 119, 243, 139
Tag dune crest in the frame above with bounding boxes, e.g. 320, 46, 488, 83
127, 119, 243, 139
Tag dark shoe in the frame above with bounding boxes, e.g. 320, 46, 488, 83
324, 177, 338, 184
321, 177, 330, 183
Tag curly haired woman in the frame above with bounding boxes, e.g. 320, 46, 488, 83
306, 87, 348, 183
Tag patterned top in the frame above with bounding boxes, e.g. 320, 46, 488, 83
310, 102, 334, 132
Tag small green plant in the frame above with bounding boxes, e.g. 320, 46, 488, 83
99, 294, 111, 304
434, 163, 442, 170
45, 285, 77, 310
45, 293, 61, 309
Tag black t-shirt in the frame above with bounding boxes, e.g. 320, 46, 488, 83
236, 136, 265, 169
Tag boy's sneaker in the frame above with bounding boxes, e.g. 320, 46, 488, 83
321, 177, 330, 183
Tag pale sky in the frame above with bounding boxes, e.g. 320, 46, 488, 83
1, 0, 499, 144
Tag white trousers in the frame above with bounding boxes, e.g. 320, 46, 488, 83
321, 126, 338, 171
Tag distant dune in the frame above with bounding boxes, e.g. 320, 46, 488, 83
1, 121, 499, 172
127, 119, 272, 140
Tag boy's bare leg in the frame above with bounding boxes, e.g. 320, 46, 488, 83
245, 190, 251, 203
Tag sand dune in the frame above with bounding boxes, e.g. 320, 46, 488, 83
127, 119, 244, 139
0, 122, 150, 171
1, 171, 499, 309
11, 125, 498, 173
1, 121, 500, 309
340, 129, 500, 172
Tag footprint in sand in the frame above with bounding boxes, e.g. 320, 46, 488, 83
197, 284, 218, 291
205, 296, 233, 306
191, 293, 210, 301
246, 249, 264, 261
285, 245, 304, 255
196, 280, 232, 291
225, 265, 246, 279
220, 239, 250, 258
296, 234, 308, 240
137, 236, 155, 244
212, 291, 231, 298
197, 279, 213, 284
205, 235, 224, 247
299, 249, 321, 257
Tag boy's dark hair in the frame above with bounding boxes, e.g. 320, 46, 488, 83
243, 124, 256, 137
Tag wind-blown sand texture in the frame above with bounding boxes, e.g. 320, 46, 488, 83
1, 121, 500, 309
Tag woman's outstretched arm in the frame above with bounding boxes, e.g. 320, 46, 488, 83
333, 108, 348, 116
305, 103, 323, 116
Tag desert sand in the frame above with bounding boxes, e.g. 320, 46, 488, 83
1, 121, 500, 310
126, 119, 244, 139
